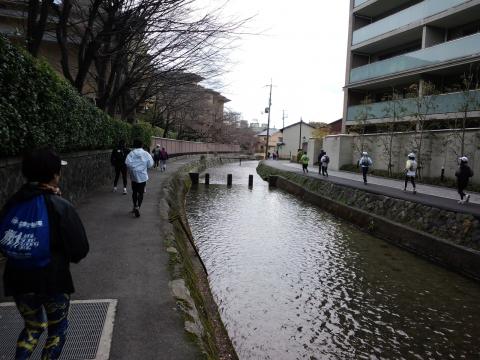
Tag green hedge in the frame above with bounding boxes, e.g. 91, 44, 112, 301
0, 36, 156, 157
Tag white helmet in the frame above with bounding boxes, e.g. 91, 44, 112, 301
408, 153, 416, 159
362, 151, 368, 156
460, 156, 468, 163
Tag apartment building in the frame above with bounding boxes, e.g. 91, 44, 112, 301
343, 0, 480, 133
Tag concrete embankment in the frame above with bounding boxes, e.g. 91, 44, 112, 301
161, 155, 238, 359
257, 162, 480, 281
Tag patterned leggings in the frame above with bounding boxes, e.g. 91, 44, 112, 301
14, 293, 70, 360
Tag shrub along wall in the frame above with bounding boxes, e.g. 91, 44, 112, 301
0, 35, 154, 157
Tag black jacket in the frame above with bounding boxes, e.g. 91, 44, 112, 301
318, 151, 326, 163
111, 146, 130, 167
1, 184, 89, 296
455, 164, 474, 187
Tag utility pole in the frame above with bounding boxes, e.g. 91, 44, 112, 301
298, 117, 303, 150
264, 79, 273, 160
282, 110, 287, 130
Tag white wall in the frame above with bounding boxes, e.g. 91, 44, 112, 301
323, 135, 353, 171
278, 123, 315, 160
308, 138, 324, 167
325, 129, 480, 183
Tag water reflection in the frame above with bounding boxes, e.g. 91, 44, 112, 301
186, 161, 480, 359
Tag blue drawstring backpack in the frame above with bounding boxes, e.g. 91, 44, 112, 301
0, 195, 51, 269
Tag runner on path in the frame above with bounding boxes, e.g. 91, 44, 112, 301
125, 139, 154, 217
159, 147, 169, 172
320, 153, 330, 177
358, 152, 373, 184
404, 153, 418, 194
456, 156, 474, 204
317, 150, 326, 174
111, 139, 130, 194
301, 152, 309, 173
0, 149, 89, 360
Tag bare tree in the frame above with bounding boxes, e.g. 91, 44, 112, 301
378, 88, 406, 176
52, 0, 247, 120
350, 96, 373, 157
450, 64, 480, 158
24, 0, 55, 56
408, 81, 438, 179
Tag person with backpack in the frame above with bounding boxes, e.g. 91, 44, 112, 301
159, 147, 169, 172
0, 149, 89, 360
300, 152, 310, 173
317, 149, 326, 174
125, 139, 154, 217
358, 151, 373, 184
404, 153, 418, 194
152, 145, 161, 169
320, 153, 330, 177
111, 139, 130, 194
455, 156, 474, 204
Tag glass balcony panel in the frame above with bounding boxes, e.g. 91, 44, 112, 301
346, 89, 480, 122
350, 33, 480, 84
354, 0, 370, 7
353, 0, 469, 45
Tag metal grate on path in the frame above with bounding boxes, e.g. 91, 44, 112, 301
0, 299, 117, 360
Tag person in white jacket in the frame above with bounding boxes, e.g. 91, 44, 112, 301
125, 139, 154, 217
404, 153, 417, 194
403, 153, 418, 194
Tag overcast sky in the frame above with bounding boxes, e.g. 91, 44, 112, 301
198, 0, 350, 128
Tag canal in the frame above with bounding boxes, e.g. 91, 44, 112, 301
185, 161, 480, 360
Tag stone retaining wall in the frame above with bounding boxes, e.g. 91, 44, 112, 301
257, 162, 480, 250
161, 156, 238, 359
0, 150, 112, 207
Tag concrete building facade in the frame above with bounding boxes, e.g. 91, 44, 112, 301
343, 0, 480, 133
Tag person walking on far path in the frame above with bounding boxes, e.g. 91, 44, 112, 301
300, 152, 309, 173
404, 153, 418, 194
111, 139, 130, 194
159, 147, 169, 172
318, 149, 326, 174
358, 151, 373, 184
320, 153, 330, 177
152, 145, 161, 169
125, 139, 154, 217
0, 149, 89, 360
455, 156, 474, 204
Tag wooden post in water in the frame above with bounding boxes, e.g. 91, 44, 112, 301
240, 158, 242, 166
227, 174, 232, 187
189, 173, 199, 185
205, 173, 210, 186
248, 174, 253, 188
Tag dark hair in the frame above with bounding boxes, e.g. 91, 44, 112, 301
22, 148, 62, 183
133, 139, 143, 148
118, 139, 126, 147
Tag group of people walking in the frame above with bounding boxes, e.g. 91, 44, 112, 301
303, 148, 474, 204
0, 139, 170, 359
110, 140, 169, 218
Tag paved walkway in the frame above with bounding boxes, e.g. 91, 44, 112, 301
0, 157, 202, 359
265, 160, 480, 217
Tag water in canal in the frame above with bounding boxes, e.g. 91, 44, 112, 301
185, 161, 480, 360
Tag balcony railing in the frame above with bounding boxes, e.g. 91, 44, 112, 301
350, 33, 480, 84
346, 89, 480, 123
352, 0, 469, 45
354, 0, 370, 7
